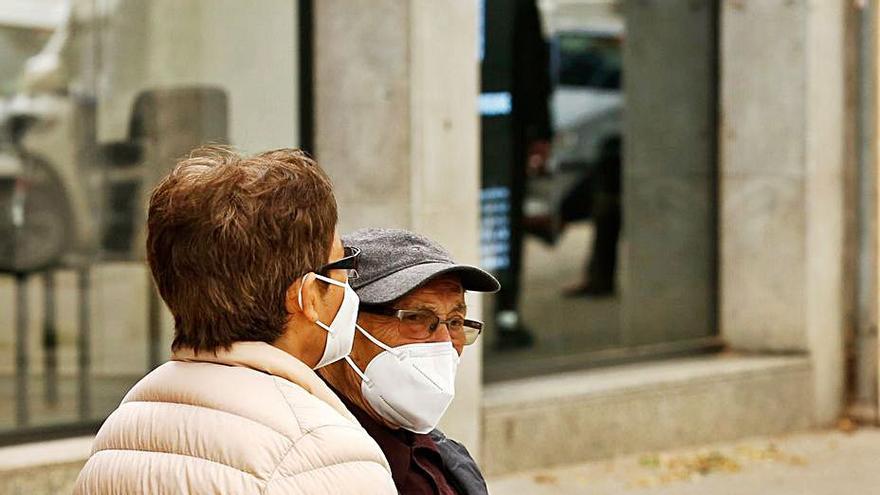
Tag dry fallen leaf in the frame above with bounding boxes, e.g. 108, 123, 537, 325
837, 417, 858, 434
533, 473, 558, 485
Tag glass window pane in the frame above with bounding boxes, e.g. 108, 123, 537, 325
480, 0, 718, 381
0, 0, 300, 439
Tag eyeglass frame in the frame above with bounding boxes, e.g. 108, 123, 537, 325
314, 246, 361, 279
359, 304, 484, 345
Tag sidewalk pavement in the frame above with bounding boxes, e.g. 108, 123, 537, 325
487, 427, 880, 495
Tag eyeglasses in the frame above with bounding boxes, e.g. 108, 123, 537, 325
316, 246, 360, 280
360, 305, 483, 345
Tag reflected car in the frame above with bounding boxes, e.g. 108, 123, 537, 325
550, 28, 622, 172
524, 27, 623, 242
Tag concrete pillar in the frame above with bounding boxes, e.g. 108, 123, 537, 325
620, 0, 717, 346
314, 1, 483, 453
852, 0, 877, 421
721, 0, 846, 424
874, 0, 880, 420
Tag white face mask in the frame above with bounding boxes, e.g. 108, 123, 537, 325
298, 274, 359, 369
344, 324, 459, 434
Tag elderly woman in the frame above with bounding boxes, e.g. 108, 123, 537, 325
319, 228, 500, 495
75, 149, 395, 494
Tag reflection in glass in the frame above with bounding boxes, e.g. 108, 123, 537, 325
481, 0, 718, 381
0, 0, 300, 442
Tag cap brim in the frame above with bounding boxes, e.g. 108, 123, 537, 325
354, 262, 501, 305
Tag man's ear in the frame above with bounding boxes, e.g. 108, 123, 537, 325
286, 273, 319, 323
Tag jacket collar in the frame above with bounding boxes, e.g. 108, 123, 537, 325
327, 382, 432, 490
171, 341, 356, 422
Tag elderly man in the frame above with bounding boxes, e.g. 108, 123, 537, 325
319, 228, 499, 495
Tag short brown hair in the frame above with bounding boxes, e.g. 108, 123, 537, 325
146, 146, 337, 353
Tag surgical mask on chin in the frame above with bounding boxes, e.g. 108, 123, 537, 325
344, 324, 459, 434
298, 273, 359, 369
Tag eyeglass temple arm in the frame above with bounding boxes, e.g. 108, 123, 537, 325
464, 319, 483, 330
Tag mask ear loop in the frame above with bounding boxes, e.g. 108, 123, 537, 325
344, 355, 371, 386
315, 320, 334, 334
299, 273, 349, 334
344, 324, 399, 387
297, 273, 309, 312
355, 324, 399, 357
313, 273, 347, 287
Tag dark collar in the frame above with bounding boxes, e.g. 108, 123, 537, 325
326, 384, 439, 481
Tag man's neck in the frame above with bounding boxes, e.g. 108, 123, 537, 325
318, 362, 400, 430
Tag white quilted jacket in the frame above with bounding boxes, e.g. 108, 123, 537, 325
74, 342, 396, 494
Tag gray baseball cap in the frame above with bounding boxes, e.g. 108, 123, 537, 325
342, 228, 500, 305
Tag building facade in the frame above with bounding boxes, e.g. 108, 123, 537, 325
0, 0, 876, 490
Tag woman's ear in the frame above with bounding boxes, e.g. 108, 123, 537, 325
286, 273, 319, 323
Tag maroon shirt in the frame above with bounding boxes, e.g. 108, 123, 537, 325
332, 387, 460, 495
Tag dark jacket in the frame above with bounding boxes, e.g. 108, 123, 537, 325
430, 430, 489, 495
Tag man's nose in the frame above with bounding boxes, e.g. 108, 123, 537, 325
430, 322, 454, 343
428, 324, 464, 355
